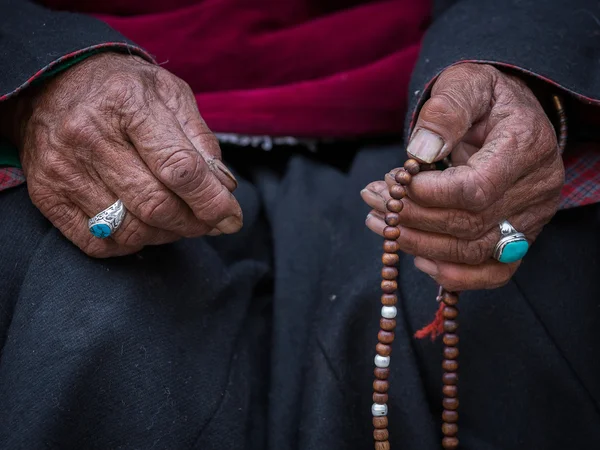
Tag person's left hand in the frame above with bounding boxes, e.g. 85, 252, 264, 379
361, 63, 565, 291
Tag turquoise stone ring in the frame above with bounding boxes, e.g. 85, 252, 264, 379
493, 220, 529, 263
88, 199, 126, 239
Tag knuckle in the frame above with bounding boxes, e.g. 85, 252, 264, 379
103, 73, 144, 108
113, 219, 147, 248
157, 149, 204, 189
461, 238, 489, 265
135, 191, 179, 224
461, 171, 497, 211
58, 112, 97, 145
420, 95, 461, 126
175, 78, 194, 98
446, 209, 487, 239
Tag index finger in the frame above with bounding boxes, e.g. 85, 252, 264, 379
125, 100, 242, 233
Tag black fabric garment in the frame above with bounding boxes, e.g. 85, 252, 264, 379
0, 145, 599, 450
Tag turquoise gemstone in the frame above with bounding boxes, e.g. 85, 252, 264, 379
499, 240, 529, 263
90, 223, 112, 239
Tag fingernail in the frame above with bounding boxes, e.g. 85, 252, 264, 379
216, 216, 242, 234
361, 188, 384, 206
212, 159, 238, 191
407, 129, 445, 163
207, 228, 223, 236
414, 257, 438, 277
365, 213, 374, 225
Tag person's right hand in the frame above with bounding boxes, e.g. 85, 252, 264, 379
4, 52, 242, 258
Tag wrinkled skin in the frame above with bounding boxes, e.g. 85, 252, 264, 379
2, 52, 241, 258
362, 63, 564, 291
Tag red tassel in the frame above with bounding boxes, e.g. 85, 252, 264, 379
414, 301, 445, 341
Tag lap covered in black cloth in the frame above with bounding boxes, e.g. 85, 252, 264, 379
0, 145, 599, 450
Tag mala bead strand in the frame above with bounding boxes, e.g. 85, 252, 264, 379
552, 95, 567, 154
372, 159, 421, 450
440, 290, 460, 450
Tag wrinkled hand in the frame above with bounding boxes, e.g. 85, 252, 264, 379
6, 52, 242, 257
361, 63, 564, 291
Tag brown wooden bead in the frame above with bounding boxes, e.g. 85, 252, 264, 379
385, 213, 400, 227
404, 159, 420, 175
443, 385, 458, 398
444, 347, 459, 360
442, 292, 459, 306
373, 416, 388, 429
442, 306, 458, 319
383, 240, 400, 252
442, 410, 459, 423
381, 280, 398, 294
444, 320, 458, 333
442, 422, 458, 436
442, 359, 459, 372
376, 343, 392, 357
442, 437, 459, 449
383, 226, 400, 240
443, 334, 459, 347
373, 380, 389, 393
378, 330, 395, 344
381, 294, 397, 306
374, 429, 390, 441
374, 368, 390, 380
382, 253, 399, 266
389, 184, 406, 200
380, 318, 397, 331
381, 267, 398, 280
394, 170, 412, 185
375, 441, 390, 450
386, 199, 404, 213
442, 372, 458, 385
443, 398, 459, 410
373, 392, 388, 403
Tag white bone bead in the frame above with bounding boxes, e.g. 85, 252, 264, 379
381, 306, 397, 319
372, 403, 388, 416
374, 355, 390, 368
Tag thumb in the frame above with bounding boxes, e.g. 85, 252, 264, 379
407, 63, 496, 163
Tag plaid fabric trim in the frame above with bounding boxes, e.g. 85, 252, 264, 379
560, 144, 600, 209
409, 60, 600, 210
0, 167, 25, 190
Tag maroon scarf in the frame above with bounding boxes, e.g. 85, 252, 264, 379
42, 0, 430, 138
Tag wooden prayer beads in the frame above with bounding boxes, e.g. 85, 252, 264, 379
440, 291, 460, 449
372, 159, 460, 450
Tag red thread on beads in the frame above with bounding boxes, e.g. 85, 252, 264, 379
414, 302, 445, 340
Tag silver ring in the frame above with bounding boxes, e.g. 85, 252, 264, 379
493, 220, 529, 263
88, 199, 126, 239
